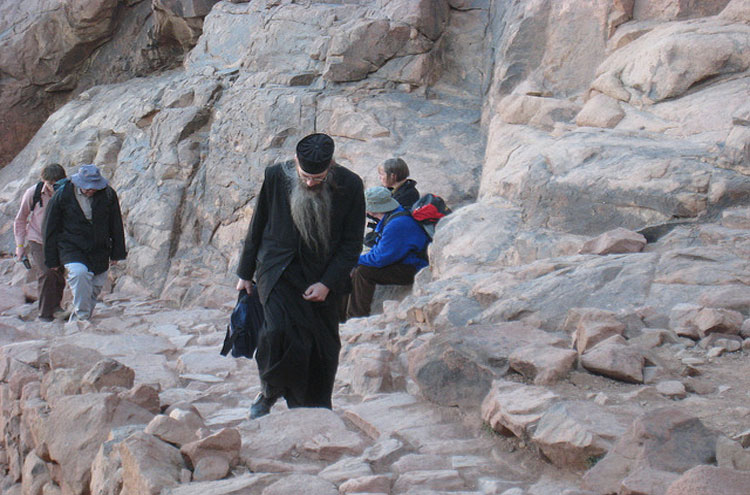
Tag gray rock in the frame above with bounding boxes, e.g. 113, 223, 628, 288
408, 323, 566, 406
580, 335, 645, 384
119, 431, 184, 495
575, 93, 625, 129
582, 407, 717, 494
481, 380, 558, 439
261, 474, 338, 495
665, 465, 750, 495
240, 408, 365, 463
578, 228, 646, 255
531, 400, 630, 470
180, 428, 240, 470
81, 359, 136, 393
509, 345, 577, 385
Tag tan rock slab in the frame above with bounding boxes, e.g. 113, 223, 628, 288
145, 415, 198, 447
48, 344, 105, 371
21, 450, 52, 495
573, 318, 626, 356
575, 93, 625, 129
338, 474, 392, 494
345, 343, 401, 395
665, 465, 750, 495
119, 431, 184, 495
318, 457, 373, 485
407, 323, 567, 407
342, 393, 444, 440
669, 303, 703, 339
619, 466, 680, 495
580, 335, 645, 383
481, 380, 558, 438
509, 344, 577, 385
156, 473, 273, 495
391, 454, 451, 475
166, 404, 207, 431
120, 383, 161, 414
240, 407, 365, 463
579, 228, 646, 255
392, 469, 466, 493
694, 308, 743, 337
531, 400, 629, 470
583, 407, 717, 494
43, 393, 154, 495
181, 428, 240, 468
90, 424, 144, 495
192, 456, 230, 482
261, 474, 338, 495
655, 380, 687, 399
81, 359, 135, 393
716, 436, 750, 471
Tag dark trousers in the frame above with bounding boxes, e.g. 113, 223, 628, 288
346, 264, 417, 319
27, 241, 65, 318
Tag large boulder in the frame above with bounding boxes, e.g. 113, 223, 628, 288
38, 393, 155, 495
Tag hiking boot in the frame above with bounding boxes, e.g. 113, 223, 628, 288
250, 393, 278, 419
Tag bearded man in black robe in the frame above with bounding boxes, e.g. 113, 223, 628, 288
236, 133, 365, 419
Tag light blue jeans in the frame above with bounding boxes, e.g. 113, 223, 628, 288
65, 263, 107, 321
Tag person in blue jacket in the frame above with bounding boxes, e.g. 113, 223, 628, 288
345, 186, 429, 319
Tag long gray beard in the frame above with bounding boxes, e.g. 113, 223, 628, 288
286, 164, 333, 255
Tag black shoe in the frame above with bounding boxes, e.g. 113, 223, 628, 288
250, 393, 277, 419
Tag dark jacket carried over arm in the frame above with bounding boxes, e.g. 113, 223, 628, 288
44, 180, 127, 275
237, 162, 365, 304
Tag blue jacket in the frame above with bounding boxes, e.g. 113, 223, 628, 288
358, 206, 429, 270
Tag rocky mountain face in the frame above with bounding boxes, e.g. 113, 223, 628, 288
0, 0, 749, 494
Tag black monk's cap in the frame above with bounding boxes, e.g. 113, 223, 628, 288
296, 133, 334, 174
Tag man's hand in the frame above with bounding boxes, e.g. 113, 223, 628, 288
237, 278, 254, 295
109, 260, 118, 267
15, 246, 25, 259
303, 282, 329, 302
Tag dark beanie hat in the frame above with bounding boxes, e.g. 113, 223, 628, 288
296, 133, 334, 174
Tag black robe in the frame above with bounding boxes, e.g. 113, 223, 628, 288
237, 161, 365, 407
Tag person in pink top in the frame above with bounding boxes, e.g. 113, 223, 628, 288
13, 164, 67, 321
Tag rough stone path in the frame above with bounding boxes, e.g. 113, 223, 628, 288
0, 263, 586, 495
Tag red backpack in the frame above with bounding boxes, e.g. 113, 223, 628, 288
410, 193, 452, 240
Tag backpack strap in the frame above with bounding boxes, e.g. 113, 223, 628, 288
30, 182, 44, 212
371, 210, 411, 246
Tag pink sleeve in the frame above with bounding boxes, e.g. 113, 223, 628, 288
13, 186, 34, 246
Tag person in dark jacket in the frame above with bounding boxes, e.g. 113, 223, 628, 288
378, 157, 419, 208
345, 186, 429, 319
43, 164, 127, 321
236, 133, 365, 419
364, 158, 420, 247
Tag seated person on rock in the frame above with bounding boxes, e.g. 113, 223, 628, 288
346, 186, 429, 319
378, 157, 419, 208
365, 158, 420, 247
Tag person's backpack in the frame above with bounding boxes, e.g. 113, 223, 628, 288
410, 193, 451, 240
30, 182, 44, 212
220, 288, 263, 359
